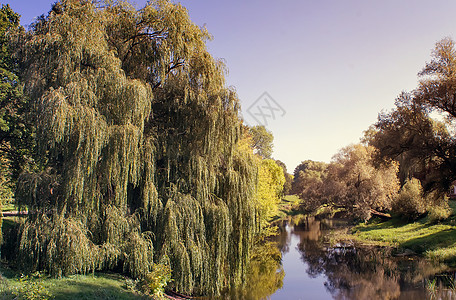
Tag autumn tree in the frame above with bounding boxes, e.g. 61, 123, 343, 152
324, 144, 399, 220
371, 92, 453, 193
14, 0, 259, 295
416, 37, 456, 118
392, 178, 427, 220
371, 38, 456, 195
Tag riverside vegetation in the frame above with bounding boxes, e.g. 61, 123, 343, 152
287, 38, 456, 269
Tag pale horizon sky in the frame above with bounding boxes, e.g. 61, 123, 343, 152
7, 0, 456, 173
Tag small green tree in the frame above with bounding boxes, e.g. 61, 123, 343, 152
292, 160, 327, 195
249, 125, 274, 158
257, 159, 285, 227
275, 160, 293, 195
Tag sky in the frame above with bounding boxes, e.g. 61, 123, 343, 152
7, 0, 456, 172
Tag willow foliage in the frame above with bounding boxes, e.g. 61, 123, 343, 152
14, 0, 259, 296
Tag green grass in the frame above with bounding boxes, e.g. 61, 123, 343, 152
350, 203, 456, 264
270, 195, 302, 221
0, 268, 149, 299
0, 207, 148, 299
1, 203, 16, 212
280, 195, 301, 208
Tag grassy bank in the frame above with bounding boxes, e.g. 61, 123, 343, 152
0, 268, 148, 299
346, 202, 456, 265
0, 214, 153, 299
272, 195, 301, 221
272, 195, 347, 223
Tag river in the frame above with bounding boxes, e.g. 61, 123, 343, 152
267, 217, 456, 300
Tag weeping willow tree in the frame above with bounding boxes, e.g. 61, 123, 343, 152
14, 0, 259, 295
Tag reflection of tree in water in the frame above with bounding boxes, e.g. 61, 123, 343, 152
274, 220, 291, 254
296, 221, 449, 300
227, 241, 284, 300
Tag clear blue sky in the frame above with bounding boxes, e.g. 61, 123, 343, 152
7, 0, 456, 172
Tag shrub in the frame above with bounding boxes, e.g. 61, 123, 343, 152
13, 272, 52, 300
428, 203, 452, 223
140, 263, 172, 298
392, 178, 427, 220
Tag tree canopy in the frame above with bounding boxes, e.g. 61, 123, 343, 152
248, 125, 274, 159
256, 159, 285, 227
325, 144, 399, 220
275, 159, 293, 195
371, 38, 456, 195
0, 5, 31, 204
294, 147, 399, 221
13, 0, 260, 295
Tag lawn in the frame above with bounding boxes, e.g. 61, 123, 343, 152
271, 195, 301, 221
0, 268, 148, 300
351, 201, 456, 264
0, 214, 150, 300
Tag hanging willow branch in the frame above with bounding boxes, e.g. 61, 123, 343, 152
14, 0, 259, 296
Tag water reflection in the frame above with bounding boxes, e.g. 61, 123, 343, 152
271, 216, 456, 300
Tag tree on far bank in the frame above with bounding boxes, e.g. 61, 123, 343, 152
324, 144, 399, 221
370, 38, 456, 196
292, 160, 327, 194
292, 160, 328, 211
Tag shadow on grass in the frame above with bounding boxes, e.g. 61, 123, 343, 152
50, 279, 144, 300
400, 228, 456, 254
354, 217, 427, 233
0, 267, 144, 300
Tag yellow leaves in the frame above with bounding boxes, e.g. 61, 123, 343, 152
329, 144, 400, 219
257, 159, 285, 226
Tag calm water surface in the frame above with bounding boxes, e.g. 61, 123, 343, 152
268, 217, 456, 300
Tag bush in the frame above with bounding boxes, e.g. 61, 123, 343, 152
13, 272, 52, 300
428, 203, 452, 223
392, 178, 427, 220
140, 263, 172, 298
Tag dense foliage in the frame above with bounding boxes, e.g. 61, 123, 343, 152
275, 159, 293, 195
294, 146, 399, 221
257, 159, 285, 227
326, 144, 400, 220
292, 160, 327, 210
372, 38, 456, 196
249, 125, 274, 159
392, 178, 427, 220
0, 5, 31, 214
11, 0, 261, 295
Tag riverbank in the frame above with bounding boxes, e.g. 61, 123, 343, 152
0, 267, 144, 299
333, 201, 456, 266
0, 215, 158, 299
